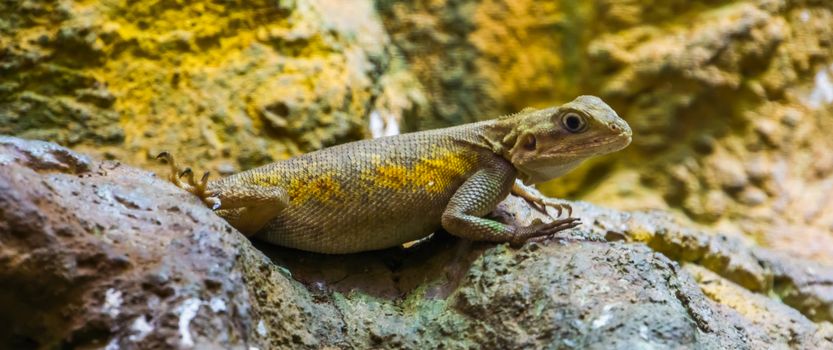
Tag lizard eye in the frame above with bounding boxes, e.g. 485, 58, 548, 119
562, 113, 587, 133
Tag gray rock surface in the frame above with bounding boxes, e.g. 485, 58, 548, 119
0, 136, 264, 348
2, 136, 832, 349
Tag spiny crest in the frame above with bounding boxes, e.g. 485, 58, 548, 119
498, 107, 537, 120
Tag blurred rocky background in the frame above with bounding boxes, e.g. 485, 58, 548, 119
379, 0, 833, 265
2, 0, 833, 348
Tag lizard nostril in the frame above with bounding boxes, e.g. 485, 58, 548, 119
610, 124, 619, 131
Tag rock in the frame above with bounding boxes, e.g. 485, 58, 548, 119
738, 187, 767, 206
4, 0, 833, 346
0, 0, 425, 171
4, 0, 833, 270
687, 265, 833, 348
450, 242, 745, 349
378, 0, 833, 265
0, 136, 267, 348
2, 136, 832, 349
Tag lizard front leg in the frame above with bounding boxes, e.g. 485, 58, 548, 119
440, 158, 581, 245
512, 180, 572, 218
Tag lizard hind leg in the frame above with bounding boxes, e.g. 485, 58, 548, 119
212, 184, 291, 236
156, 152, 220, 209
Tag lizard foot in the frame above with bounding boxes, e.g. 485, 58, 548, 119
156, 152, 221, 209
510, 217, 581, 246
512, 181, 572, 218
529, 198, 572, 218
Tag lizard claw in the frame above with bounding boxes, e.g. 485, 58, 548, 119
512, 180, 573, 219
156, 151, 171, 161
551, 203, 563, 218
156, 151, 219, 210
532, 197, 572, 219
194, 171, 211, 198
511, 217, 581, 246
544, 201, 572, 219
157, 151, 187, 188
179, 167, 193, 179
519, 196, 547, 215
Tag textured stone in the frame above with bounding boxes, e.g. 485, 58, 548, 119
0, 136, 265, 348
0, 0, 424, 172
4, 0, 833, 347
2, 137, 831, 349
688, 264, 833, 348
4, 0, 831, 264
378, 0, 833, 265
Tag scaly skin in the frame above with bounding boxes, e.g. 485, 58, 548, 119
159, 96, 632, 254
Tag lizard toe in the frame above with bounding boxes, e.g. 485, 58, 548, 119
512, 217, 581, 245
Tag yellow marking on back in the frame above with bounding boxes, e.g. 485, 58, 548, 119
251, 173, 282, 187
373, 164, 411, 190
285, 171, 344, 205
245, 149, 476, 207
363, 149, 476, 193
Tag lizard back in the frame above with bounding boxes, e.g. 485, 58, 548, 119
212, 120, 505, 253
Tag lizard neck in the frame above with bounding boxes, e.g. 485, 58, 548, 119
440, 117, 520, 163
477, 117, 520, 159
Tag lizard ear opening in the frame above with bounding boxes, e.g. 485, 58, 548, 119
523, 134, 536, 151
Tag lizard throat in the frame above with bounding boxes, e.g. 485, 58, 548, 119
516, 158, 584, 185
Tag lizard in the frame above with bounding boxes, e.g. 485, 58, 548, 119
157, 95, 632, 254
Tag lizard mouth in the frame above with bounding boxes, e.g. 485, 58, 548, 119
558, 132, 631, 157
515, 132, 631, 184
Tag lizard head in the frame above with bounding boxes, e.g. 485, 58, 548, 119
504, 95, 632, 185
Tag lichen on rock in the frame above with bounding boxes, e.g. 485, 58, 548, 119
379, 0, 833, 265
3, 0, 833, 348
0, 0, 425, 173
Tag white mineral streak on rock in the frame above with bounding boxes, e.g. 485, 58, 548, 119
807, 65, 833, 109
369, 110, 401, 138
103, 288, 123, 318
178, 298, 202, 347
128, 315, 154, 342
592, 304, 616, 329
369, 110, 385, 138
104, 339, 120, 350
209, 297, 227, 313
257, 319, 268, 337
